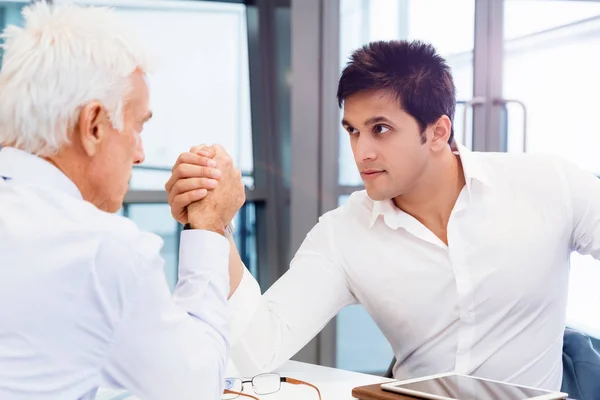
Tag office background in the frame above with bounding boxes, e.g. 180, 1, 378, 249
1, 0, 600, 375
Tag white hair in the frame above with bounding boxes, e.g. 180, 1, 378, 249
0, 2, 154, 156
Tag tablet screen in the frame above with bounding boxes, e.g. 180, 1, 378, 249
391, 374, 557, 399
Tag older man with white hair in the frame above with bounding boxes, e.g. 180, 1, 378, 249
0, 2, 245, 400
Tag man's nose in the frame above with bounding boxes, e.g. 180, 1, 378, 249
133, 135, 145, 165
355, 135, 377, 162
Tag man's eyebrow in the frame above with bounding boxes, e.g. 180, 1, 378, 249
342, 116, 393, 127
364, 116, 392, 125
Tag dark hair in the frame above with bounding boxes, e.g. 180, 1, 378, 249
337, 40, 456, 144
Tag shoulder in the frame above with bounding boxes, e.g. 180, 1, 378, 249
473, 151, 573, 188
473, 150, 564, 171
306, 190, 374, 246
85, 208, 167, 321
28, 186, 166, 276
91, 210, 165, 274
318, 189, 373, 226
477, 149, 568, 169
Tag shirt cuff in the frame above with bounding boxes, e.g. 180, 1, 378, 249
228, 267, 262, 344
179, 230, 230, 278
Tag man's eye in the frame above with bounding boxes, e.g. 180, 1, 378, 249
346, 127, 358, 135
374, 125, 390, 135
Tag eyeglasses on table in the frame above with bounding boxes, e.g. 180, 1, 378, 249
223, 372, 321, 400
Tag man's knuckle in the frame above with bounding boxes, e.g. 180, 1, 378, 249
172, 164, 184, 177
182, 164, 195, 177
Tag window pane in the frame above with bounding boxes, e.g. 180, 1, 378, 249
124, 203, 180, 291
338, 0, 475, 186
336, 304, 393, 374
503, 0, 600, 338
56, 0, 254, 190
504, 0, 600, 171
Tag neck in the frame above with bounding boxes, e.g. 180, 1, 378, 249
393, 148, 466, 228
43, 150, 93, 202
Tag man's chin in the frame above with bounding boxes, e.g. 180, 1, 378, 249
364, 188, 390, 202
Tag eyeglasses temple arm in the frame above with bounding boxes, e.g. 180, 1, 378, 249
282, 377, 322, 400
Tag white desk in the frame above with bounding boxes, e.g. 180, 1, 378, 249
94, 360, 391, 400
254, 360, 391, 399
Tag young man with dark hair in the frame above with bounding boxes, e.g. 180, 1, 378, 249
338, 40, 456, 145
168, 40, 600, 392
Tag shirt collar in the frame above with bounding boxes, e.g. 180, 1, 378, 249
369, 143, 492, 229
369, 199, 400, 229
453, 142, 491, 191
0, 146, 83, 200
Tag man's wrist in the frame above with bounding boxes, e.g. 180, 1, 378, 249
186, 218, 226, 236
184, 222, 234, 238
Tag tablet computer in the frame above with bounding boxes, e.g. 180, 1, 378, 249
381, 372, 568, 400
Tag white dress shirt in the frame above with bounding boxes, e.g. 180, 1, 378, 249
228, 145, 600, 391
0, 147, 230, 400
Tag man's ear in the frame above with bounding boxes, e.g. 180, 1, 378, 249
430, 115, 452, 152
78, 101, 108, 157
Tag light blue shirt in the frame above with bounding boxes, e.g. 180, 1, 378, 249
0, 147, 230, 399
